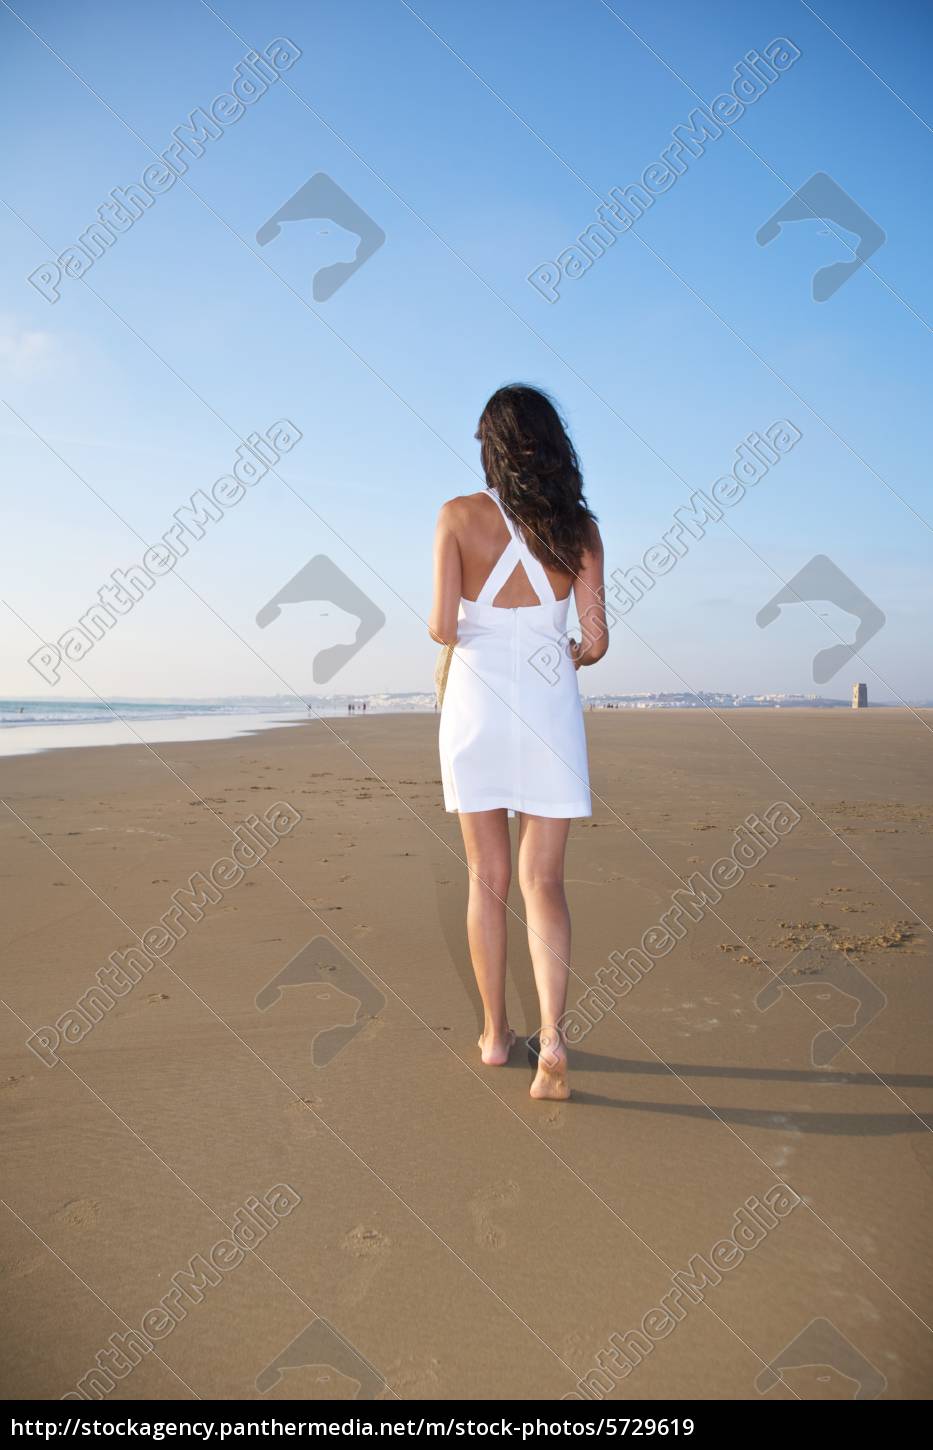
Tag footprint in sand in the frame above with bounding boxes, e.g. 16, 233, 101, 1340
540, 1105, 566, 1131
342, 1225, 390, 1259
561, 1328, 595, 1368
287, 1097, 321, 1137
469, 1180, 520, 1249
340, 1225, 391, 1304
0, 1252, 45, 1281
386, 1355, 441, 1397
54, 1198, 101, 1229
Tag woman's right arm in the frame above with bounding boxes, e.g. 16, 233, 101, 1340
428, 501, 462, 647
570, 524, 608, 667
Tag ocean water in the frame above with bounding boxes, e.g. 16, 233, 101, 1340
0, 695, 437, 758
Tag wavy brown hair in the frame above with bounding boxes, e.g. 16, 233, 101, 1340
476, 384, 597, 575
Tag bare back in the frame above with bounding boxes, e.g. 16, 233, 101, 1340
456, 491, 574, 605
430, 490, 606, 656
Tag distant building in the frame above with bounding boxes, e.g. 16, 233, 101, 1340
852, 683, 868, 709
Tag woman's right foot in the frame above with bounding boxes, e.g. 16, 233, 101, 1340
478, 1027, 515, 1066
530, 1028, 570, 1100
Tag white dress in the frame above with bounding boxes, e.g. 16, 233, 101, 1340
439, 489, 591, 818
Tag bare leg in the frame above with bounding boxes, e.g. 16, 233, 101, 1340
458, 809, 515, 1065
518, 814, 571, 1100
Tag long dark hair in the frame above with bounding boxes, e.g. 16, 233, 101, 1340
477, 384, 596, 575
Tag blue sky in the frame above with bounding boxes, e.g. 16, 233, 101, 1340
1, 0, 930, 704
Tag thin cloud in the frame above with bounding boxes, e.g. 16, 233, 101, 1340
0, 316, 59, 377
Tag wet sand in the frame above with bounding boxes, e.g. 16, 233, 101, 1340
1, 709, 931, 1400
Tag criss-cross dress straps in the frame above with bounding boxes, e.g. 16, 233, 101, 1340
475, 489, 556, 605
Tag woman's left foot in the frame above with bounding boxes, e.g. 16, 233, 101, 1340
478, 1028, 516, 1065
530, 1028, 570, 1100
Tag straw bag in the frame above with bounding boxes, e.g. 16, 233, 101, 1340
434, 645, 454, 707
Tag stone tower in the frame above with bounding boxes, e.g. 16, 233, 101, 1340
852, 683, 868, 709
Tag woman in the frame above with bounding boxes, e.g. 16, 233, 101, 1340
430, 385, 608, 1101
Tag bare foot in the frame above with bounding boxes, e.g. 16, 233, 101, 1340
530, 1028, 570, 1100
478, 1027, 516, 1066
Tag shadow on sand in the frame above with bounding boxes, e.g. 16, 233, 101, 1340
467, 1046, 933, 1134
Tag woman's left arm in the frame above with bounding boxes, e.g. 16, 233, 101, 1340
570, 524, 608, 667
428, 501, 462, 647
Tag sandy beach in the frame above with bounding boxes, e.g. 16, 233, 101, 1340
1, 708, 931, 1401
